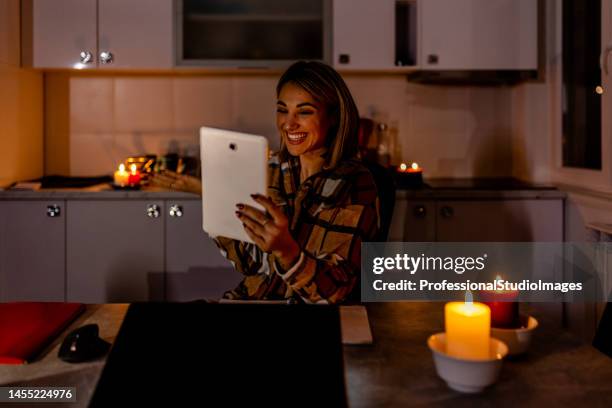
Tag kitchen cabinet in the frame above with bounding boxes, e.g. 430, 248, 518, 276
332, 0, 397, 70
0, 201, 65, 301
419, 0, 538, 70
31, 0, 96, 69
66, 200, 165, 303
0, 0, 21, 67
602, 0, 612, 181
165, 200, 240, 301
333, 0, 534, 71
0, 197, 241, 303
394, 198, 563, 242
389, 199, 436, 241
31, 0, 173, 69
178, 0, 330, 67
435, 199, 563, 242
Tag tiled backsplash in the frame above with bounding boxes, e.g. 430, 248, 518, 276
46, 73, 513, 178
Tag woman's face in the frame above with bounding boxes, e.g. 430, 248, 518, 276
276, 82, 333, 157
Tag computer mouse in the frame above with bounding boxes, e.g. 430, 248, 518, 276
58, 324, 111, 363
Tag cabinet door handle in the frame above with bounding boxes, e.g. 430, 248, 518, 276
169, 204, 183, 218
439, 206, 454, 219
146, 204, 160, 218
46, 205, 61, 217
413, 205, 427, 219
99, 51, 114, 64
79, 51, 93, 64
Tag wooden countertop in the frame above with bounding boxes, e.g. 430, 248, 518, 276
1, 303, 610, 407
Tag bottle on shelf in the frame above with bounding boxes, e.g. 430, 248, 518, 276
376, 122, 391, 167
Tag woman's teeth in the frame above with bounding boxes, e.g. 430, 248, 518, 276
287, 132, 307, 144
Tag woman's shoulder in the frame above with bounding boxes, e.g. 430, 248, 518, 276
330, 158, 376, 185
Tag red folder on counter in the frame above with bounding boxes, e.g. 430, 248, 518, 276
0, 302, 84, 364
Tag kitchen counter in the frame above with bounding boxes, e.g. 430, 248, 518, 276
397, 178, 566, 199
0, 178, 565, 200
2, 302, 610, 407
0, 184, 199, 200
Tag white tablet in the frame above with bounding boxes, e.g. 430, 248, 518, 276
200, 127, 268, 243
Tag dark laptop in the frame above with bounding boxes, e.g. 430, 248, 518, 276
90, 302, 347, 407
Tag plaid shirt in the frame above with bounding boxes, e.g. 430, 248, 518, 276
213, 153, 379, 304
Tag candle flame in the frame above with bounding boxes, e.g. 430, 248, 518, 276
495, 275, 503, 282
411, 162, 419, 170
130, 164, 137, 174
464, 290, 473, 305
399, 163, 407, 171
119, 163, 125, 172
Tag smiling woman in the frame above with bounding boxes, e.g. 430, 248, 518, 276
213, 61, 380, 304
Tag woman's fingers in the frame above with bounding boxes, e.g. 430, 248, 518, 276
237, 204, 269, 226
242, 222, 266, 249
250, 194, 285, 222
237, 210, 261, 230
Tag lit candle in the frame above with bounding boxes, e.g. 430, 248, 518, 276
445, 292, 491, 359
407, 162, 422, 173
398, 162, 408, 172
113, 164, 129, 187
481, 276, 520, 328
128, 164, 141, 186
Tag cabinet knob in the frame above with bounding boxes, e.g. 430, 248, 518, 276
338, 54, 350, 64
413, 205, 427, 219
146, 204, 160, 218
99, 51, 114, 64
427, 54, 439, 65
46, 205, 61, 217
439, 206, 454, 219
79, 51, 93, 64
169, 204, 183, 218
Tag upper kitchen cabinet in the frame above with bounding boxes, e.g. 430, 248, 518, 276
333, 0, 417, 70
29, 0, 173, 69
419, 0, 538, 70
0, 0, 21, 66
97, 0, 173, 69
30, 0, 97, 69
177, 0, 331, 67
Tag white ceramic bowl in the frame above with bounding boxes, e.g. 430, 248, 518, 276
491, 315, 538, 356
427, 332, 508, 394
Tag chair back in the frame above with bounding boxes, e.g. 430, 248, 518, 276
362, 160, 396, 242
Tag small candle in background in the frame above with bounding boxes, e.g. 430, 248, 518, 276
481, 275, 520, 328
128, 164, 141, 186
407, 162, 422, 173
445, 291, 491, 360
398, 162, 408, 172
113, 164, 129, 187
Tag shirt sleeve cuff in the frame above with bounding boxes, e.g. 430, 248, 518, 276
275, 251, 305, 280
